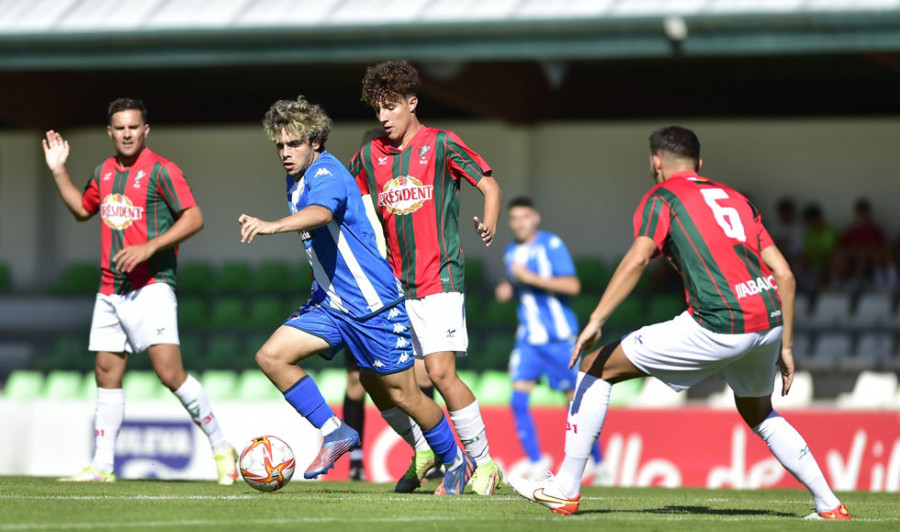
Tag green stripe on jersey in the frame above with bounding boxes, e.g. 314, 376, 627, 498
360, 146, 383, 225
158, 166, 183, 212
640, 194, 663, 238
393, 149, 418, 297
734, 243, 783, 329
656, 188, 745, 333
146, 162, 177, 288
110, 169, 129, 294
445, 133, 484, 184
434, 131, 465, 293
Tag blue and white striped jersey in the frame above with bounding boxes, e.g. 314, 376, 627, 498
504, 231, 579, 344
287, 151, 404, 319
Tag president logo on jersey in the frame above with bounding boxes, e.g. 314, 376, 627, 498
100, 194, 144, 230
377, 175, 434, 215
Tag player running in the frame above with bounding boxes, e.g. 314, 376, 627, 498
349, 60, 503, 495
508, 126, 850, 520
239, 96, 475, 494
42, 98, 238, 484
495, 197, 605, 482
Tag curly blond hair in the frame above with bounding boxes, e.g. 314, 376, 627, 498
263, 95, 332, 148
361, 60, 420, 109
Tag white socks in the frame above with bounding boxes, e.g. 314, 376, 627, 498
556, 372, 612, 498
381, 407, 430, 452
91, 387, 125, 473
174, 374, 230, 453
450, 400, 492, 466
320, 417, 341, 437
753, 411, 841, 511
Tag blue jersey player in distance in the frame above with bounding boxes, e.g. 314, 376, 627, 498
238, 96, 474, 494
495, 196, 604, 481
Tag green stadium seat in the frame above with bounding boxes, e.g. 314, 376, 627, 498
605, 297, 645, 331
247, 297, 290, 328
483, 299, 517, 326
206, 334, 245, 368
464, 293, 487, 324
0, 262, 9, 291
128, 351, 153, 371
178, 262, 214, 295
209, 297, 246, 328
178, 333, 205, 370
476, 370, 512, 406
213, 262, 253, 294
530, 381, 566, 406
316, 368, 348, 404
252, 261, 291, 293
481, 333, 515, 370
81, 372, 97, 398
574, 257, 609, 294
52, 263, 100, 295
178, 297, 208, 329
40, 335, 91, 371
200, 370, 239, 401
570, 294, 599, 324
285, 262, 312, 294
236, 370, 281, 400
646, 295, 686, 323
457, 370, 481, 395
3, 370, 45, 399
123, 371, 167, 400
44, 370, 88, 399
465, 257, 485, 291
609, 378, 644, 406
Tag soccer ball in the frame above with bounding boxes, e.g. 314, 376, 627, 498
239, 435, 296, 492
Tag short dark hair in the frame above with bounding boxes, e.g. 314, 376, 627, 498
108, 98, 147, 124
507, 196, 536, 210
649, 126, 700, 160
855, 198, 872, 215
803, 203, 823, 221
361, 60, 421, 108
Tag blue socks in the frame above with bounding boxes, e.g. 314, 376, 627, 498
512, 389, 542, 462
422, 416, 462, 468
283, 375, 336, 429
591, 441, 603, 463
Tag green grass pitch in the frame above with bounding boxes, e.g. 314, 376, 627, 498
1, 476, 897, 531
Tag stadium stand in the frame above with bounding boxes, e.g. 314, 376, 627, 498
51, 263, 99, 295
771, 371, 814, 410
836, 371, 898, 409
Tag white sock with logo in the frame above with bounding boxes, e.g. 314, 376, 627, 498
173, 374, 230, 453
753, 411, 840, 511
91, 387, 124, 473
381, 407, 430, 452
449, 400, 492, 466
555, 372, 611, 498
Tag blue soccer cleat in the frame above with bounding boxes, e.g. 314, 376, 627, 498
434, 452, 476, 495
303, 423, 361, 479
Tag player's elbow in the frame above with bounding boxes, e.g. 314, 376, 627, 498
568, 277, 582, 296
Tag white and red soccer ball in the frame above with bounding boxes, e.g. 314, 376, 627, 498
239, 435, 295, 492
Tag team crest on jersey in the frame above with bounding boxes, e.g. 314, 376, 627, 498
133, 170, 145, 189
418, 145, 430, 165
377, 175, 434, 215
100, 194, 144, 230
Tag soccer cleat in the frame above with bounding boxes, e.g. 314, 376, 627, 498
508, 472, 580, 515
804, 503, 851, 520
58, 466, 116, 483
434, 452, 476, 495
468, 459, 504, 496
303, 423, 361, 479
214, 445, 239, 486
395, 449, 439, 493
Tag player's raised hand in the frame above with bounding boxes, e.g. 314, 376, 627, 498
42, 130, 70, 173
777, 346, 795, 396
473, 216, 494, 247
239, 214, 274, 243
570, 319, 603, 369
113, 243, 156, 273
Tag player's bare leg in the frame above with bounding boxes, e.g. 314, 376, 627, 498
256, 326, 359, 479
148, 343, 237, 484
734, 395, 848, 520
360, 368, 474, 495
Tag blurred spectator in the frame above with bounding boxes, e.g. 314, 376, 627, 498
768, 197, 804, 265
800, 204, 838, 291
834, 199, 897, 290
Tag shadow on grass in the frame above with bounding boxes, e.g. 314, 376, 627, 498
580, 505, 796, 518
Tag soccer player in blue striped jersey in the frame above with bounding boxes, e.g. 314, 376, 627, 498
238, 96, 474, 494
496, 197, 604, 481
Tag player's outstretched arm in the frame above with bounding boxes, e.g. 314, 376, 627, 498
511, 263, 581, 296
761, 245, 796, 396
239, 205, 333, 244
42, 130, 92, 221
113, 206, 204, 273
473, 175, 502, 247
569, 236, 656, 368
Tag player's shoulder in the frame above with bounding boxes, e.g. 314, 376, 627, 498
538, 231, 566, 249
143, 149, 184, 176
309, 151, 350, 179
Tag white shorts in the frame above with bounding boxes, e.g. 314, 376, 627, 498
88, 282, 180, 354
621, 311, 782, 397
405, 292, 468, 358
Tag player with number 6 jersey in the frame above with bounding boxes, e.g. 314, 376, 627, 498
509, 126, 849, 521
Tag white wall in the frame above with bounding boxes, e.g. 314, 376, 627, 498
2, 118, 899, 289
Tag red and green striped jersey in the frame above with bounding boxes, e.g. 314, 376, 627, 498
634, 170, 782, 334
81, 147, 196, 295
348, 126, 491, 299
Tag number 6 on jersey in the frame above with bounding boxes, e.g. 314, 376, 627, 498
700, 188, 747, 242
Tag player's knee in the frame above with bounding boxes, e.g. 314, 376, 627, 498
424, 365, 455, 389
255, 347, 281, 375
156, 367, 186, 391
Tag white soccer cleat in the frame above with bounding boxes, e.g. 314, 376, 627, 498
508, 472, 580, 516
59, 466, 116, 483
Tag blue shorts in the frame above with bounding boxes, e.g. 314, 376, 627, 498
284, 300, 414, 375
509, 339, 577, 392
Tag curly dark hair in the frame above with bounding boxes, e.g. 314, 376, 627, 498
361, 60, 420, 108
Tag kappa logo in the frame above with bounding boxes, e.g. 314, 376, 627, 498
398, 353, 410, 364
314, 167, 332, 177
396, 337, 409, 349
377, 175, 434, 215
133, 170, 146, 189
377, 156, 389, 166
100, 194, 144, 230
388, 307, 401, 319
392, 323, 407, 333
373, 360, 386, 368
